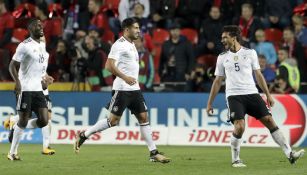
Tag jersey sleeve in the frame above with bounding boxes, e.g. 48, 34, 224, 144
214, 55, 225, 76
108, 42, 122, 61
12, 43, 26, 62
251, 50, 260, 70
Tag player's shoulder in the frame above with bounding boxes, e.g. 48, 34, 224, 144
218, 50, 228, 56
241, 47, 256, 53
22, 37, 32, 44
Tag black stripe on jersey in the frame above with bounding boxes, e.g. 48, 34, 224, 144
219, 51, 227, 55
242, 47, 251, 50
23, 38, 32, 43
118, 38, 125, 42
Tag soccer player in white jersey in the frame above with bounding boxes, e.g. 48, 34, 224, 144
206, 25, 304, 167
8, 18, 50, 160
4, 86, 56, 155
74, 17, 170, 163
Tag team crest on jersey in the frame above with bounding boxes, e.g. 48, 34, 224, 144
21, 103, 27, 109
113, 106, 118, 112
233, 56, 238, 61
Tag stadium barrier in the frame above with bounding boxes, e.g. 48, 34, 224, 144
0, 92, 306, 147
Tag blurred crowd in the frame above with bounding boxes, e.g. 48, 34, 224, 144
0, 0, 307, 93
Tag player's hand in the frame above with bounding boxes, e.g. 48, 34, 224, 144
267, 95, 275, 107
15, 81, 21, 95
42, 75, 54, 85
124, 76, 137, 86
206, 104, 214, 116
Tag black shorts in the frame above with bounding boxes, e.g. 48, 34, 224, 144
106, 90, 148, 116
227, 93, 271, 122
45, 95, 52, 112
16, 91, 47, 113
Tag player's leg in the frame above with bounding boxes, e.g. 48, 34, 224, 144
42, 96, 55, 155
227, 95, 246, 167
259, 115, 305, 164
248, 94, 304, 164
8, 92, 32, 161
130, 90, 170, 163
74, 91, 124, 153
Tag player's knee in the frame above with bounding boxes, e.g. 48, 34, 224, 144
234, 120, 245, 136
37, 118, 48, 128
109, 117, 119, 126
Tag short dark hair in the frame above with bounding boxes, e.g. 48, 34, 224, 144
121, 17, 139, 30
222, 25, 242, 42
27, 18, 40, 30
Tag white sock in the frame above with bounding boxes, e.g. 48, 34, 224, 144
140, 122, 157, 151
10, 114, 19, 123
231, 134, 242, 163
84, 118, 111, 138
26, 118, 39, 129
271, 129, 292, 158
9, 125, 24, 155
42, 120, 51, 149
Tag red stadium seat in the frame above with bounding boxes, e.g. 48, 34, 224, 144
152, 28, 169, 84
12, 28, 29, 43
48, 3, 63, 17
197, 54, 217, 68
152, 28, 169, 46
264, 28, 283, 45
102, 29, 115, 44
104, 0, 120, 9
180, 28, 198, 45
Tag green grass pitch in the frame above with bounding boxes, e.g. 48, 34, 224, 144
0, 144, 306, 175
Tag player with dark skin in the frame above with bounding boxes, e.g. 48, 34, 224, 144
9, 19, 50, 130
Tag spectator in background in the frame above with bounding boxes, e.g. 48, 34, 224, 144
88, 25, 111, 54
0, 0, 14, 48
262, 0, 291, 29
0, 0, 13, 81
233, 3, 263, 44
253, 29, 277, 66
276, 47, 300, 92
135, 37, 154, 91
133, 2, 153, 34
149, 0, 176, 29
85, 35, 112, 91
88, 0, 107, 31
35, 1, 62, 51
292, 14, 307, 46
198, 6, 224, 56
74, 30, 88, 59
175, 0, 211, 29
119, 0, 150, 22
258, 54, 276, 83
70, 47, 87, 91
269, 75, 295, 94
159, 23, 195, 82
48, 39, 71, 82
282, 27, 307, 81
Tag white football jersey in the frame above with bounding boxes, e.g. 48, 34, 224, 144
13, 37, 49, 91
215, 47, 260, 97
108, 36, 140, 91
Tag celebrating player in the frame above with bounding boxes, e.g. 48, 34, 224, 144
206, 25, 304, 167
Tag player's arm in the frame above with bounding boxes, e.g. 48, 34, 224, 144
105, 58, 136, 86
9, 60, 21, 94
206, 76, 224, 115
254, 69, 274, 107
